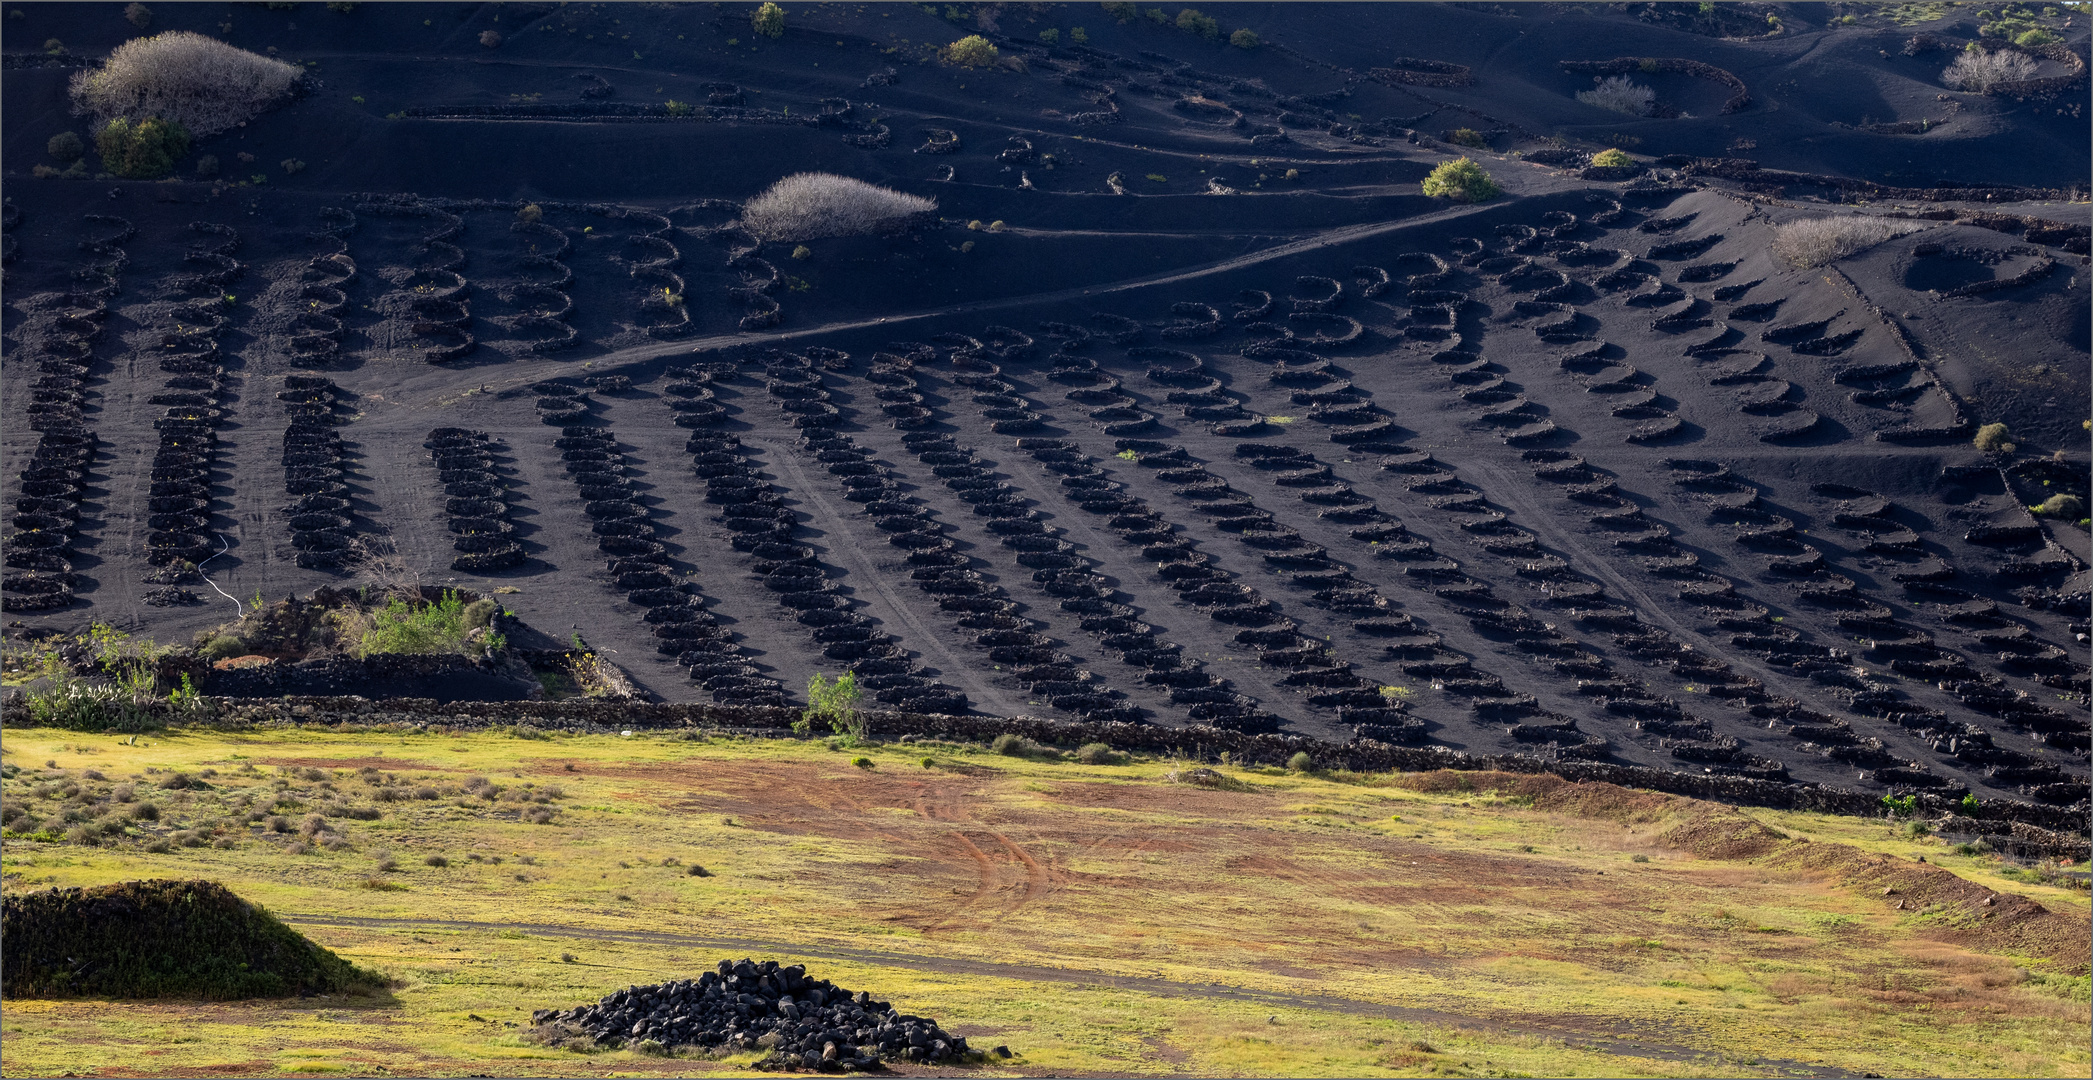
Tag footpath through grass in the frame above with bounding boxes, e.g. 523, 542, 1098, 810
1, 724, 2086, 1078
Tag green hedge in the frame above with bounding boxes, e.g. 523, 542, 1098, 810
2, 879, 383, 999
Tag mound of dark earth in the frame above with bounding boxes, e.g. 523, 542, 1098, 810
0, 879, 381, 999
531, 958, 977, 1070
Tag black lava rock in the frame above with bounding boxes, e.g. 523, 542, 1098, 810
530, 958, 969, 1072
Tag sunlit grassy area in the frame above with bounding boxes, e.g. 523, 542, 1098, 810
2, 724, 2086, 1078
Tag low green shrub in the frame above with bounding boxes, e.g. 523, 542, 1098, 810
1590, 147, 1634, 168
751, 1, 785, 38
355, 590, 503, 658
991, 733, 1051, 757
1972, 422, 2013, 453
1230, 28, 1259, 48
1074, 742, 1122, 765
47, 130, 83, 162
2033, 494, 2081, 518
944, 34, 998, 67
1175, 7, 1218, 38
1422, 157, 1501, 202
95, 116, 190, 179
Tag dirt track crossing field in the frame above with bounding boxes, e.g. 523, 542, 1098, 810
4, 726, 2086, 1077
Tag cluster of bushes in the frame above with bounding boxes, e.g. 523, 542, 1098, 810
990, 732, 1127, 765
63, 31, 301, 179
1098, 3, 1259, 46
0, 756, 561, 854
10, 624, 203, 734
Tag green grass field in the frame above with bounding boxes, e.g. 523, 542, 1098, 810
2, 724, 2086, 1077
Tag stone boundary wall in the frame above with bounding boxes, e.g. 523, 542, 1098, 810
174, 696, 2090, 840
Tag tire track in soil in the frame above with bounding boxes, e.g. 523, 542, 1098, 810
903, 783, 1055, 928
277, 912, 1855, 1075
444, 198, 1533, 394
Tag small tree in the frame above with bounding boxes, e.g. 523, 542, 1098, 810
944, 34, 999, 67
1422, 157, 1501, 203
124, 3, 151, 29
1590, 147, 1634, 168
1972, 422, 2014, 453
96, 116, 189, 179
1230, 28, 1259, 48
798, 672, 867, 744
751, 1, 785, 39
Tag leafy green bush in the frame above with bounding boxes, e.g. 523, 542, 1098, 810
1101, 0, 1137, 20
1074, 742, 1122, 765
47, 130, 83, 162
1230, 28, 1259, 48
1, 879, 384, 998
1448, 127, 1488, 149
944, 34, 999, 67
1287, 751, 1314, 772
1039, 27, 1060, 43
797, 672, 866, 744
751, 1, 785, 38
124, 2, 151, 28
992, 733, 1050, 757
665, 99, 692, 116
1421, 157, 1501, 202
95, 116, 190, 179
355, 590, 503, 658
2034, 494, 2084, 519
1973, 422, 2014, 453
1590, 147, 1635, 168
1176, 8, 1218, 38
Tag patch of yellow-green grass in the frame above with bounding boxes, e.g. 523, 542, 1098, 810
1751, 806, 2091, 916
2, 726, 2087, 1078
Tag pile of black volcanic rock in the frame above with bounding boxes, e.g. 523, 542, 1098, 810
531, 958, 973, 1071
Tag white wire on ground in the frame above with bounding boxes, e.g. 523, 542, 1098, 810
196, 533, 244, 620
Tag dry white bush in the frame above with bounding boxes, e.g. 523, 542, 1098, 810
739, 173, 936, 242
1770, 215, 1931, 269
1941, 48, 2039, 92
70, 31, 301, 137
1577, 75, 1655, 117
